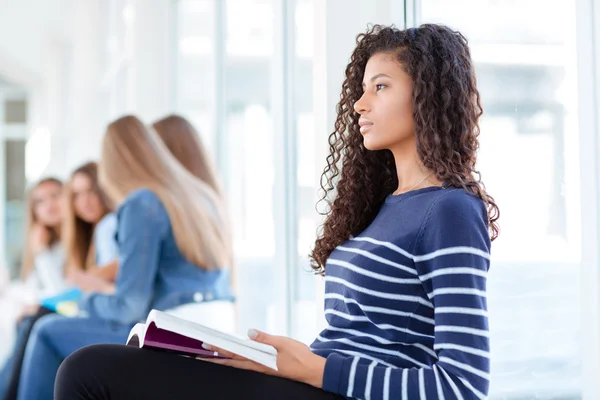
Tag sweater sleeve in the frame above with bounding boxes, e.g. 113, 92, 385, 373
321, 190, 491, 400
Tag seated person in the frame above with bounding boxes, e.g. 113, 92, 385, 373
56, 24, 495, 400
16, 115, 234, 400
0, 162, 118, 400
0, 177, 64, 397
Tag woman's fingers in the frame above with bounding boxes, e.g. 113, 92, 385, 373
201, 343, 247, 361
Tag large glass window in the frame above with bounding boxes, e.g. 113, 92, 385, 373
292, 0, 319, 343
224, 0, 279, 334
175, 0, 216, 153
176, 0, 311, 335
418, 1, 580, 398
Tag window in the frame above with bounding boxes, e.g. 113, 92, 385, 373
175, 0, 317, 336
175, 0, 216, 153
292, 0, 319, 344
417, 0, 581, 398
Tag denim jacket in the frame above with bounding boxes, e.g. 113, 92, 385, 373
80, 188, 233, 325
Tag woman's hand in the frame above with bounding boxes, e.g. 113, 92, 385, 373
66, 269, 114, 294
202, 329, 326, 388
17, 303, 40, 323
30, 224, 50, 255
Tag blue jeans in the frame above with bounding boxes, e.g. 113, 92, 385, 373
17, 314, 132, 400
0, 316, 36, 399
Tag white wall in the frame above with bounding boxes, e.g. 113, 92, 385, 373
0, 0, 176, 179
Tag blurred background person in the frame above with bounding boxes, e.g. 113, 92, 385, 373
152, 114, 237, 297
15, 115, 234, 400
0, 177, 64, 399
0, 161, 118, 400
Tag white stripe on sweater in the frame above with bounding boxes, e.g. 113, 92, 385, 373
401, 369, 409, 400
383, 367, 391, 400
439, 356, 491, 380
434, 343, 490, 358
414, 246, 490, 262
326, 276, 433, 308
419, 368, 426, 400
336, 246, 417, 275
327, 349, 397, 368
318, 335, 431, 368
324, 310, 436, 339
420, 267, 487, 281
328, 259, 421, 284
428, 287, 487, 299
439, 367, 465, 400
347, 357, 360, 397
350, 237, 489, 263
320, 323, 438, 358
433, 365, 446, 400
435, 325, 489, 338
325, 293, 435, 324
351, 236, 415, 260
457, 376, 488, 400
435, 306, 488, 318
365, 361, 377, 400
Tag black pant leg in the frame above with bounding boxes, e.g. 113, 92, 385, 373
55, 344, 344, 400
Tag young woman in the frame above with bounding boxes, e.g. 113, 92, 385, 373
0, 163, 119, 400
19, 178, 65, 299
152, 114, 236, 303
63, 161, 119, 291
0, 177, 64, 399
55, 24, 499, 400
17, 115, 234, 400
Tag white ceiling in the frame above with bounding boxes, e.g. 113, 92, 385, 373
0, 0, 75, 86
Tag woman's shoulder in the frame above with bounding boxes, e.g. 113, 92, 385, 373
118, 188, 169, 225
431, 187, 486, 215
120, 188, 165, 212
413, 187, 491, 252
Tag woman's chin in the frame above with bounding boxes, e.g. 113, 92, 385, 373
362, 136, 386, 151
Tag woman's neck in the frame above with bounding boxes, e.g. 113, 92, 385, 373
52, 224, 61, 239
391, 145, 441, 194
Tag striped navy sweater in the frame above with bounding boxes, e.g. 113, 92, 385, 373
310, 186, 491, 400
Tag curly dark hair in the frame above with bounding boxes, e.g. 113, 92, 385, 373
310, 24, 500, 275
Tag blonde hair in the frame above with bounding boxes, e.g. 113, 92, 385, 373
99, 115, 232, 270
152, 115, 222, 196
63, 162, 114, 274
21, 178, 63, 280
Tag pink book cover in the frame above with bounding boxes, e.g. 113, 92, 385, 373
127, 322, 226, 359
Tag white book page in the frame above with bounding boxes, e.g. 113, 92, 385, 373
149, 310, 278, 370
127, 323, 147, 347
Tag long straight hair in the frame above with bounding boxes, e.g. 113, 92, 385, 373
62, 162, 114, 273
21, 178, 63, 280
152, 114, 236, 292
99, 115, 232, 270
152, 115, 223, 197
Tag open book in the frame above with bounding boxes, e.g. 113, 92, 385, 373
126, 309, 278, 370
40, 288, 82, 316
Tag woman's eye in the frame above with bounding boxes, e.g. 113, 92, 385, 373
375, 84, 386, 91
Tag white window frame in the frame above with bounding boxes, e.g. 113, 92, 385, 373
576, 0, 600, 398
